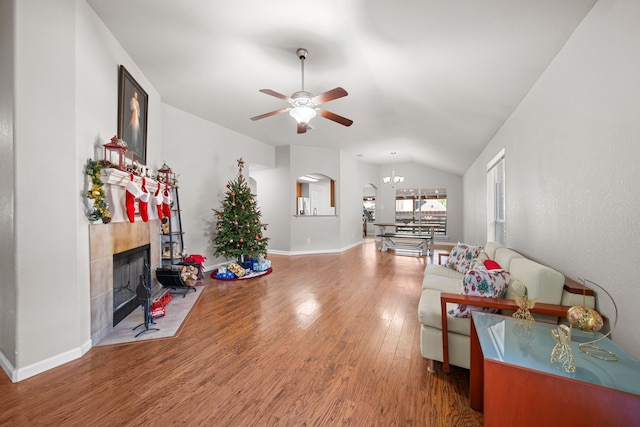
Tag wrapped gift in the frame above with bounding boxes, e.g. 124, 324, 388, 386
228, 262, 246, 277
253, 259, 271, 272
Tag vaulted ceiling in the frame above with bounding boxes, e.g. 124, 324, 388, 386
86, 0, 596, 175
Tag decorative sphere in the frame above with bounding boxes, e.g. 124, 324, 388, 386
567, 305, 603, 332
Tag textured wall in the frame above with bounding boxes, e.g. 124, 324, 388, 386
463, 0, 640, 358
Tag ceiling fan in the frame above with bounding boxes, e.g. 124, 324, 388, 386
250, 48, 353, 134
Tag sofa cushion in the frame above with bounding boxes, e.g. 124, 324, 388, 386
493, 247, 523, 273
449, 266, 510, 317
421, 273, 464, 293
424, 264, 464, 279
509, 258, 564, 304
505, 277, 527, 300
418, 289, 470, 335
444, 242, 481, 273
483, 241, 503, 260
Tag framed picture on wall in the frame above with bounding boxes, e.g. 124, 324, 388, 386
118, 65, 148, 165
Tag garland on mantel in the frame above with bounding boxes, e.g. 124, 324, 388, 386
85, 159, 111, 223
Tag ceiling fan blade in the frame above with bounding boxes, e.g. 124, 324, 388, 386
311, 87, 348, 105
318, 109, 353, 127
259, 89, 291, 102
250, 108, 290, 121
297, 122, 308, 134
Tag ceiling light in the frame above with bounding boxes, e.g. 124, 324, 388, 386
383, 152, 405, 187
289, 106, 317, 124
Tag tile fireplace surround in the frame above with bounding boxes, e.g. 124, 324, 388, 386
89, 219, 161, 345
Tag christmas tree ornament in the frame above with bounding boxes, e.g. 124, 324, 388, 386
139, 178, 150, 222
125, 174, 143, 223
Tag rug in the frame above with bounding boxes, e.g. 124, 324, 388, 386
95, 284, 205, 346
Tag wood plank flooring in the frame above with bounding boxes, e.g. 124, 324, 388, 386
0, 240, 483, 426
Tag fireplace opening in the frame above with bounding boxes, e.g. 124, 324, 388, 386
113, 244, 151, 326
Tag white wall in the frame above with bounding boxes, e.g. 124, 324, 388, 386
11, 0, 82, 379
0, 0, 16, 374
463, 0, 640, 358
290, 145, 341, 252
160, 104, 275, 268
252, 145, 365, 254
1, 0, 166, 381
339, 152, 364, 248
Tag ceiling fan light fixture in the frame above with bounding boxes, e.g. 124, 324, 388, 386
251, 48, 352, 132
289, 106, 317, 124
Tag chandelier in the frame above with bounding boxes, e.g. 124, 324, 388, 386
382, 152, 404, 186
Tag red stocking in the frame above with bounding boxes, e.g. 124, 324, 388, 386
162, 185, 172, 218
154, 185, 164, 220
125, 174, 143, 223
139, 178, 150, 222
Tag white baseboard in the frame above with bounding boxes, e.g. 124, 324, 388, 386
0, 349, 17, 382
268, 240, 365, 256
201, 240, 365, 270
4, 339, 92, 383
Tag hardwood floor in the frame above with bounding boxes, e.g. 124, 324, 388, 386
0, 240, 482, 426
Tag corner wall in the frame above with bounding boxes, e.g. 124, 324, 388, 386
463, 0, 640, 358
0, 0, 17, 376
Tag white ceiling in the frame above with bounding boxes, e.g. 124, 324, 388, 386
86, 0, 596, 175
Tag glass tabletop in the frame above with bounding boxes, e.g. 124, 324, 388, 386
472, 311, 640, 396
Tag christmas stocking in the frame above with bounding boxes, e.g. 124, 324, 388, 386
139, 178, 150, 222
125, 174, 143, 223
154, 185, 164, 220
162, 185, 172, 218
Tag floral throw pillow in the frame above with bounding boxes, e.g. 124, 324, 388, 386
449, 265, 510, 318
444, 242, 482, 274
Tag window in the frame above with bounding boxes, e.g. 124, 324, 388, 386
395, 188, 447, 237
487, 149, 506, 245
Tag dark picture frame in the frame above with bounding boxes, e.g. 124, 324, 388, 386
118, 65, 148, 165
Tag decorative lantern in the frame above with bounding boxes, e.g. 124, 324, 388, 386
103, 135, 133, 171
157, 162, 176, 186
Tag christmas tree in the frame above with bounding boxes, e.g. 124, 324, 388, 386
213, 158, 269, 262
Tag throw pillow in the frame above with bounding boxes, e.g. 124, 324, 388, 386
484, 259, 501, 270
444, 242, 482, 273
449, 266, 510, 318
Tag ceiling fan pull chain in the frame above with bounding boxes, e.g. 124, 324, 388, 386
300, 51, 305, 92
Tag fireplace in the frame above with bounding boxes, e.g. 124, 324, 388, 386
89, 219, 161, 344
112, 244, 150, 326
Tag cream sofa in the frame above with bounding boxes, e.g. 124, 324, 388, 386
418, 242, 593, 372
